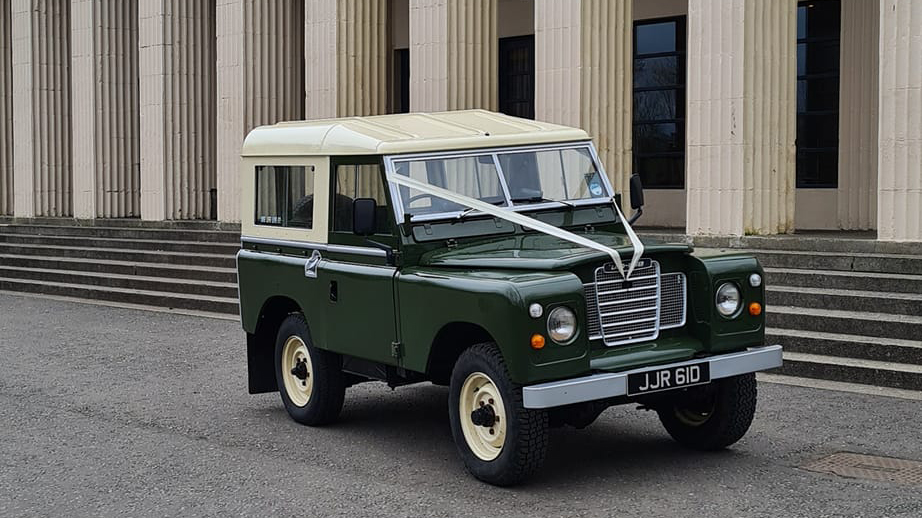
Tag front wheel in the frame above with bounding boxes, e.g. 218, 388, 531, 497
656, 373, 758, 450
448, 343, 549, 486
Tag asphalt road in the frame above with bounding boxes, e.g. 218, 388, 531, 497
1, 293, 920, 518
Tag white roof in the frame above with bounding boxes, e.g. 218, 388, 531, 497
241, 109, 590, 157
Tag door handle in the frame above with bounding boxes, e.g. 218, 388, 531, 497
304, 250, 321, 278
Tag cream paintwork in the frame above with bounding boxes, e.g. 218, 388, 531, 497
459, 372, 507, 461
241, 110, 588, 157
281, 335, 314, 408
239, 155, 330, 244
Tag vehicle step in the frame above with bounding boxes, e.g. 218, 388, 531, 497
767, 328, 922, 365
0, 254, 238, 283
0, 277, 239, 315
0, 266, 238, 299
778, 351, 922, 392
0, 233, 239, 255
749, 249, 922, 275
0, 242, 236, 268
0, 224, 240, 243
766, 286, 922, 316
764, 267, 922, 294
766, 306, 922, 341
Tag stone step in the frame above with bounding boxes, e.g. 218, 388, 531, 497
764, 267, 922, 294
0, 223, 240, 243
0, 242, 236, 268
766, 286, 922, 316
767, 306, 922, 341
0, 216, 240, 232
0, 233, 239, 255
751, 249, 922, 275
0, 254, 237, 283
0, 266, 238, 299
0, 277, 239, 315
767, 328, 922, 365
641, 231, 922, 255
778, 351, 922, 392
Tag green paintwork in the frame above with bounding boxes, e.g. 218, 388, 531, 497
238, 155, 767, 389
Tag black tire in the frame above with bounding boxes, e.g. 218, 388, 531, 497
274, 314, 345, 426
448, 343, 549, 486
656, 373, 757, 451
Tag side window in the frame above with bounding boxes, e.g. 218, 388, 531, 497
255, 165, 314, 228
333, 164, 391, 234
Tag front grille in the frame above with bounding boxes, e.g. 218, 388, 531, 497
584, 259, 687, 346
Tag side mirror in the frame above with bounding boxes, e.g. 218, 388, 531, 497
352, 198, 377, 236
629, 173, 645, 210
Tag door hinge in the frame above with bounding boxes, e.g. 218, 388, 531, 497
390, 341, 403, 359
446, 238, 458, 249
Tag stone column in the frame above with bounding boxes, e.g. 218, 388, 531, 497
305, 0, 389, 119
11, 0, 72, 217
878, 0, 922, 241
685, 0, 797, 236
534, 0, 632, 196
409, 0, 497, 112
0, 0, 11, 216
139, 0, 216, 221
216, 0, 304, 222
71, 0, 139, 219
837, 0, 878, 230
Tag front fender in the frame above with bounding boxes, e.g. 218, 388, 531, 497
396, 267, 591, 384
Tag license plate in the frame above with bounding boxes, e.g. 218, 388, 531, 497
627, 362, 710, 396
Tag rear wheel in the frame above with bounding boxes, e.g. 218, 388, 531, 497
448, 343, 549, 486
656, 373, 757, 450
274, 314, 345, 426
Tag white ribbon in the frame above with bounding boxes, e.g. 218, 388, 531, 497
388, 173, 646, 278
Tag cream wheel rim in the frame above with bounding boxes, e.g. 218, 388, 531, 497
281, 335, 313, 407
459, 372, 507, 461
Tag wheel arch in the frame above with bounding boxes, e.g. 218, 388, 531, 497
425, 321, 497, 386
247, 296, 304, 394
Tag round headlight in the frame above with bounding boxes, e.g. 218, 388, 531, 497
715, 283, 742, 318
749, 273, 762, 287
547, 307, 577, 344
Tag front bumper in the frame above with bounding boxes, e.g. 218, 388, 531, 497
522, 345, 783, 409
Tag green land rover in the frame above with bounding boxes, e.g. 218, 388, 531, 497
237, 110, 782, 485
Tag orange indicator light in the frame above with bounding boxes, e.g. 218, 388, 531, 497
749, 302, 762, 316
530, 334, 546, 350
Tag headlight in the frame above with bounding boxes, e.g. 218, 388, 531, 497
715, 283, 742, 318
547, 307, 577, 344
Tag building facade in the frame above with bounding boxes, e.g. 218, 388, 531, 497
0, 0, 919, 241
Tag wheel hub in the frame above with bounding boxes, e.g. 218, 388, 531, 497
470, 405, 496, 427
290, 358, 310, 381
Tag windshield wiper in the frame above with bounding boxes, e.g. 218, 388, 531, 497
454, 200, 507, 222
511, 197, 575, 208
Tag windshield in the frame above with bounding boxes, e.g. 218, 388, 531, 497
389, 144, 611, 220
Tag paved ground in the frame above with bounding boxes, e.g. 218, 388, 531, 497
1, 293, 920, 518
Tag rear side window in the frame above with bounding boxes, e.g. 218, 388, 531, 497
333, 164, 391, 234
255, 165, 315, 228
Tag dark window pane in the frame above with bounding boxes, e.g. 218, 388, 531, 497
499, 36, 535, 119
634, 56, 679, 88
635, 123, 682, 154
636, 21, 677, 55
796, 150, 838, 188
797, 113, 839, 148
796, 0, 840, 188
802, 41, 840, 75
634, 90, 677, 122
637, 157, 684, 189
802, 1, 840, 39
